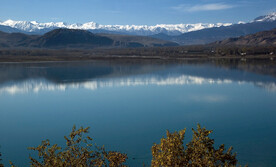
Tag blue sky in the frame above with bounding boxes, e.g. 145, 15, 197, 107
0, 0, 275, 25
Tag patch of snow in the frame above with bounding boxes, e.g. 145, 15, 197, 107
254, 12, 276, 22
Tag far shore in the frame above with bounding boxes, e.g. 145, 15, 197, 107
0, 54, 275, 63
0, 47, 275, 63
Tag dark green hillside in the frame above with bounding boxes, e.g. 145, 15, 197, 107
0, 29, 178, 49
32, 29, 114, 48
0, 31, 37, 47
100, 33, 178, 47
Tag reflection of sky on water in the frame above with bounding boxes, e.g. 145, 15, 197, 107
1, 74, 276, 95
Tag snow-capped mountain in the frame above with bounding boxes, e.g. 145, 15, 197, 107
0, 12, 275, 36
150, 12, 276, 45
0, 19, 232, 35
254, 12, 276, 22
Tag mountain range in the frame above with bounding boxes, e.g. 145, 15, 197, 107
0, 13, 275, 37
0, 29, 178, 49
0, 19, 232, 36
0, 12, 276, 46
152, 12, 276, 45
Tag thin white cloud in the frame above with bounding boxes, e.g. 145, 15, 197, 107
173, 3, 234, 12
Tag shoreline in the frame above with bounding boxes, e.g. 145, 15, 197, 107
0, 44, 275, 63
0, 54, 275, 63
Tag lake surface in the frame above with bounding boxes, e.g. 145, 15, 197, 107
0, 60, 276, 166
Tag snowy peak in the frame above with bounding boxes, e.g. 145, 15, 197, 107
254, 12, 276, 22
0, 19, 232, 35
2, 19, 33, 31
0, 19, 68, 32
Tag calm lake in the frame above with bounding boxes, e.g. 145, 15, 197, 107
0, 60, 276, 166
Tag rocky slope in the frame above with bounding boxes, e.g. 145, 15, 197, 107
215, 28, 276, 46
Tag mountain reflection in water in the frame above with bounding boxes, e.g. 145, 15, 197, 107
0, 61, 276, 94
1, 75, 276, 95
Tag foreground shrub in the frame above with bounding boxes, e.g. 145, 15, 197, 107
5, 124, 241, 166
151, 124, 237, 167
28, 126, 127, 167
0, 151, 3, 167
